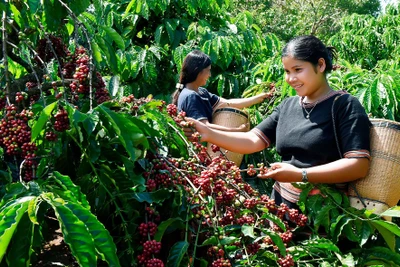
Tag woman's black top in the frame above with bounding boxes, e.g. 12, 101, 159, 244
251, 90, 371, 203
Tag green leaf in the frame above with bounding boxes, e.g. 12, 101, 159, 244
262, 228, 286, 256
101, 26, 125, 50
109, 75, 121, 97
360, 221, 373, 247
91, 40, 103, 64
372, 220, 400, 237
123, 0, 136, 18
201, 236, 218, 246
6, 213, 34, 267
129, 188, 172, 204
241, 225, 255, 238
52, 172, 90, 209
165, 19, 177, 44
381, 206, 400, 218
69, 0, 90, 15
154, 218, 185, 242
324, 187, 342, 204
369, 78, 380, 112
343, 221, 360, 243
371, 220, 397, 251
96, 105, 147, 160
330, 215, 352, 243
302, 238, 340, 253
27, 197, 40, 225
0, 197, 32, 262
217, 74, 224, 96
260, 211, 286, 232
47, 197, 97, 266
31, 101, 57, 141
28, 0, 40, 13
64, 202, 121, 267
65, 20, 75, 36
314, 205, 333, 231
220, 236, 238, 245
42, 0, 65, 31
10, 4, 23, 28
361, 246, 400, 266
95, 36, 119, 73
335, 252, 355, 267
166, 241, 189, 267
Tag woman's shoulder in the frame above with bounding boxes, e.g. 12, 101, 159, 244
334, 90, 363, 106
280, 95, 299, 106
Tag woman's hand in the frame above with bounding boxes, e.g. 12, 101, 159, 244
258, 162, 302, 183
236, 122, 250, 132
255, 92, 270, 104
181, 118, 210, 142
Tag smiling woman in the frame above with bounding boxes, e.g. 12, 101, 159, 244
185, 35, 371, 209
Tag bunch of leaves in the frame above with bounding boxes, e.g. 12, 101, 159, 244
294, 183, 400, 266
258, 0, 380, 42
0, 172, 120, 266
328, 60, 400, 120
329, 5, 400, 70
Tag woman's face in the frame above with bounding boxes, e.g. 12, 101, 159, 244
282, 56, 326, 100
197, 65, 211, 86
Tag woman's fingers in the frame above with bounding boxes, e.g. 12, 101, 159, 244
257, 163, 283, 179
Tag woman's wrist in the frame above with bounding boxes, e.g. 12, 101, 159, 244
301, 169, 309, 183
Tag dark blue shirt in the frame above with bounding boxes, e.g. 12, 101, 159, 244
177, 87, 220, 122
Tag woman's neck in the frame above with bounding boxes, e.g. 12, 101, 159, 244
304, 85, 332, 103
185, 82, 199, 92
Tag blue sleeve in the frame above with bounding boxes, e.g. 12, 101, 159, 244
207, 91, 220, 108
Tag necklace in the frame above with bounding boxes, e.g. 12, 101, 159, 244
302, 100, 318, 119
301, 89, 333, 119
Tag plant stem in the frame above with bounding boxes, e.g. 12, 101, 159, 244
2, 11, 11, 106
57, 0, 94, 110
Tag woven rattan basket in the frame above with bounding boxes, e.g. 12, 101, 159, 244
207, 108, 250, 166
348, 119, 400, 215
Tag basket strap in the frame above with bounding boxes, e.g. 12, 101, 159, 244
332, 95, 368, 208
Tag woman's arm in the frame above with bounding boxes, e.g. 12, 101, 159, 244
216, 93, 269, 110
199, 119, 248, 132
259, 158, 370, 183
185, 119, 267, 154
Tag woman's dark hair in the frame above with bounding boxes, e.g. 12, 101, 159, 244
281, 35, 336, 73
171, 50, 211, 105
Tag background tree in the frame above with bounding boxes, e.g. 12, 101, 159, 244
251, 0, 381, 41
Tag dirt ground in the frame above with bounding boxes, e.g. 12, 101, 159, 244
32, 217, 78, 267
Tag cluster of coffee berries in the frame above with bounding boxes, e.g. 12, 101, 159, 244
166, 103, 177, 116
15, 92, 28, 103
0, 105, 33, 155
59, 46, 110, 105
45, 131, 58, 141
0, 105, 38, 181
277, 254, 294, 267
211, 258, 232, 267
145, 258, 164, 267
332, 64, 345, 71
121, 94, 135, 103
53, 108, 70, 132
35, 35, 70, 65
138, 222, 158, 237
137, 240, 162, 266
